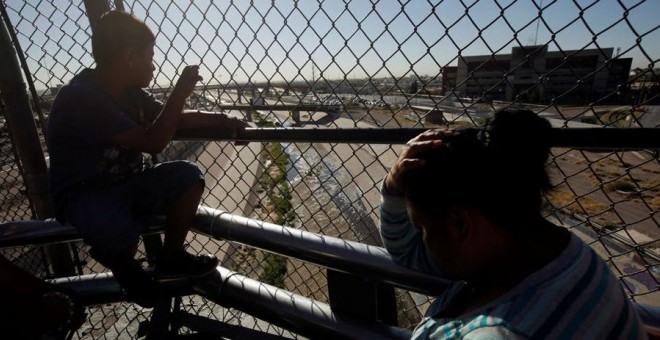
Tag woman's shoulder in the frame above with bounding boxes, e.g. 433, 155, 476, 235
499, 233, 643, 338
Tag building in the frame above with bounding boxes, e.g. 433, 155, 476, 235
449, 46, 632, 104
441, 66, 457, 95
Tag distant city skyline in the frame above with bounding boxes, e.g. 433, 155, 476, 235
6, 0, 659, 90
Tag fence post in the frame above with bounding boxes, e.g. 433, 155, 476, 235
327, 269, 399, 326
82, 0, 110, 35
0, 12, 75, 276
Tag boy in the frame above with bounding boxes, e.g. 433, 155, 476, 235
46, 10, 248, 307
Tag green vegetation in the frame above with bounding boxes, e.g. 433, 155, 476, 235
252, 110, 275, 127
408, 80, 418, 94
271, 184, 294, 225
545, 189, 608, 216
604, 178, 637, 193
255, 139, 295, 288
259, 251, 288, 288
476, 115, 492, 127
600, 108, 635, 127
231, 113, 293, 288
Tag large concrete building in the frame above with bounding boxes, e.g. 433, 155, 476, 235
447, 46, 631, 103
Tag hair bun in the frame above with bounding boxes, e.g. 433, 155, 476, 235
487, 110, 552, 166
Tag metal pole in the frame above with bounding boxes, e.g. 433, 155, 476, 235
0, 21, 52, 220
0, 4, 47, 138
174, 126, 660, 150
113, 0, 125, 11
193, 206, 450, 296
50, 268, 412, 338
194, 267, 412, 339
82, 0, 110, 36
0, 8, 75, 277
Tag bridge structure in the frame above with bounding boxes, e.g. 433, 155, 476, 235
155, 83, 344, 116
151, 82, 313, 97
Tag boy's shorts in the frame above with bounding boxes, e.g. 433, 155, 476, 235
65, 160, 204, 266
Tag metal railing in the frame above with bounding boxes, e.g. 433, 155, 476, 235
2, 206, 659, 338
0, 0, 658, 337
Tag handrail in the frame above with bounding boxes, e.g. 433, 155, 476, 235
0, 207, 449, 296
175, 127, 660, 149
3, 207, 660, 335
193, 206, 451, 296
0, 218, 166, 249
195, 267, 411, 339
50, 267, 411, 339
192, 207, 660, 335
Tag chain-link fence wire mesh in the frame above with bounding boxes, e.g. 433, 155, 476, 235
1, 0, 658, 337
0, 98, 35, 223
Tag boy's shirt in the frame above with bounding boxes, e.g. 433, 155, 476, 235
46, 69, 163, 198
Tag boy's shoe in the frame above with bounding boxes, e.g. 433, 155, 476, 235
153, 250, 219, 280
112, 260, 159, 308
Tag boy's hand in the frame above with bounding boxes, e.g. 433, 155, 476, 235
172, 65, 202, 99
228, 117, 251, 146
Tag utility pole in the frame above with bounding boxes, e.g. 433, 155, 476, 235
534, 0, 544, 46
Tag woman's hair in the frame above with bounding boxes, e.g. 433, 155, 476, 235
92, 11, 155, 66
403, 109, 553, 231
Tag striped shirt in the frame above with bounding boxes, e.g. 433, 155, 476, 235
379, 186, 646, 339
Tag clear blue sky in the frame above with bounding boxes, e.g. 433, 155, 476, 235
6, 0, 659, 89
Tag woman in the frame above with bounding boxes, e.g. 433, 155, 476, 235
379, 110, 645, 339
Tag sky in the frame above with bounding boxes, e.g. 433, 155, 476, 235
4, 0, 659, 90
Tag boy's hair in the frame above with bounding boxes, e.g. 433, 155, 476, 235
92, 11, 155, 66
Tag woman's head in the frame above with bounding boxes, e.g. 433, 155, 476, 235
403, 109, 553, 232
402, 110, 553, 278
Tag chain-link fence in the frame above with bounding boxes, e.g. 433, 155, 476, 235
1, 0, 658, 338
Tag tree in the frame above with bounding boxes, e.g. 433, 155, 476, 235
409, 80, 418, 94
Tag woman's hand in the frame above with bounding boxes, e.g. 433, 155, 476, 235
384, 129, 452, 196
